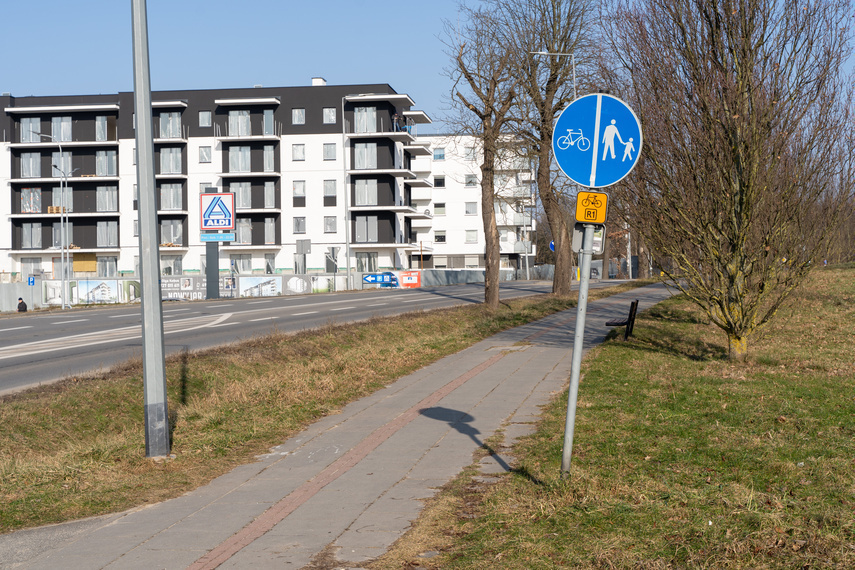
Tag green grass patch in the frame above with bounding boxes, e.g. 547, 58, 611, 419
374, 268, 855, 568
0, 282, 649, 534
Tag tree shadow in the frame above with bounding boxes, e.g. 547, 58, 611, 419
419, 406, 543, 485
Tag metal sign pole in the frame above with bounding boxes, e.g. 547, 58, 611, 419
132, 0, 170, 458
561, 222, 594, 477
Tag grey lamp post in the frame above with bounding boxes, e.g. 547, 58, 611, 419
32, 131, 73, 309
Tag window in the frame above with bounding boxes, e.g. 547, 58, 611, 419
229, 145, 251, 172
356, 252, 378, 272
51, 116, 72, 142
96, 186, 118, 212
500, 229, 510, 242
200, 182, 213, 193
434, 202, 446, 216
434, 176, 445, 188
22, 222, 42, 249
160, 219, 182, 245
354, 106, 376, 133
323, 180, 337, 198
434, 231, 446, 243
293, 217, 306, 234
292, 144, 305, 161
323, 107, 336, 124
21, 117, 39, 142
228, 110, 251, 136
465, 174, 478, 187
95, 115, 108, 141
433, 256, 447, 269
263, 109, 274, 135
236, 218, 252, 244
160, 183, 182, 210
264, 181, 276, 208
160, 147, 182, 174
199, 146, 212, 163
133, 219, 139, 237
263, 145, 275, 172
433, 147, 445, 161
292, 108, 305, 125
464, 146, 477, 161
21, 187, 41, 213
51, 151, 72, 178
324, 216, 336, 233
21, 258, 41, 278
354, 142, 377, 169
52, 186, 72, 212
323, 143, 336, 161
465, 255, 480, 268
465, 230, 478, 243
97, 220, 118, 247
264, 217, 276, 244
96, 150, 117, 176
159, 112, 181, 138
199, 110, 212, 127
354, 179, 377, 206
355, 215, 378, 243
22, 152, 41, 178
97, 256, 117, 278
465, 202, 477, 215
161, 255, 183, 276
230, 254, 251, 274
293, 180, 306, 197
52, 221, 73, 247
265, 253, 275, 274
231, 182, 252, 208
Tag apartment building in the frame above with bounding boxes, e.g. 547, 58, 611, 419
410, 134, 536, 271
1, 81, 534, 292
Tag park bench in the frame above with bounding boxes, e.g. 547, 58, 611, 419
605, 299, 639, 340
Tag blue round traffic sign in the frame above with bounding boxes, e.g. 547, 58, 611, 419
553, 94, 642, 188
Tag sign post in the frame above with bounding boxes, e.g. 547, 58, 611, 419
552, 93, 642, 478
201, 191, 234, 300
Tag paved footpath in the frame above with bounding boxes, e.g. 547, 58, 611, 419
0, 283, 674, 569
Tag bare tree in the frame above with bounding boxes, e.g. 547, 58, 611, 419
601, 0, 854, 359
489, 0, 596, 296
443, 5, 516, 309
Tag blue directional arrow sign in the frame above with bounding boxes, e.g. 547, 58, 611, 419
362, 273, 394, 284
553, 94, 642, 188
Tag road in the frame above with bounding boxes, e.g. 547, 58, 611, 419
0, 280, 616, 396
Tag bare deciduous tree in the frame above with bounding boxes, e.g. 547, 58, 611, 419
443, 5, 516, 309
601, 0, 854, 359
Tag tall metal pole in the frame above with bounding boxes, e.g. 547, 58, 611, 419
132, 0, 170, 457
561, 222, 594, 477
33, 131, 69, 309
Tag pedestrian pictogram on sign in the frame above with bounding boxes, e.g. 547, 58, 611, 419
575, 191, 609, 224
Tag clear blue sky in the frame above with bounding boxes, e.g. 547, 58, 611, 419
0, 0, 462, 132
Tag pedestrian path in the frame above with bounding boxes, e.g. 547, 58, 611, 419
0, 283, 674, 569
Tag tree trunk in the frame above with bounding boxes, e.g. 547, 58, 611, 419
727, 333, 748, 361
538, 152, 572, 296
481, 146, 501, 309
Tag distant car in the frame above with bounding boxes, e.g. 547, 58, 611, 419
379, 271, 399, 288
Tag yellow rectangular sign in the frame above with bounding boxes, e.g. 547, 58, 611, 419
575, 191, 609, 224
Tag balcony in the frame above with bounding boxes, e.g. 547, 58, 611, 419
346, 167, 415, 177
9, 140, 119, 149
496, 212, 532, 227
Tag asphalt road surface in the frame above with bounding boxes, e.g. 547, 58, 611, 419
0, 280, 621, 396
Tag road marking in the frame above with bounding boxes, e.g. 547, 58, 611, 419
292, 311, 318, 316
109, 314, 139, 319
51, 319, 88, 324
1, 326, 33, 332
209, 322, 238, 328
250, 317, 277, 322
366, 303, 387, 307
163, 308, 192, 313
0, 313, 232, 361
329, 307, 355, 312
207, 304, 233, 308
247, 300, 272, 305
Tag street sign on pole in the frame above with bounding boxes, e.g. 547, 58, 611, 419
200, 193, 235, 230
200, 233, 235, 242
572, 223, 605, 254
553, 93, 642, 188
553, 93, 643, 478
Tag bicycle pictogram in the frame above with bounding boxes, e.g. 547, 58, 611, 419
581, 195, 602, 208
556, 129, 591, 151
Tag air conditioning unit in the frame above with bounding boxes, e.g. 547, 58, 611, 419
424, 209, 431, 216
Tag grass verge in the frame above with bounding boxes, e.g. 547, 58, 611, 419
372, 267, 855, 569
0, 281, 649, 534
